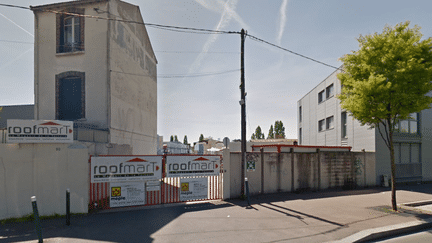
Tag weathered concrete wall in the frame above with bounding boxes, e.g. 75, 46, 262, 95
108, 0, 157, 154
0, 143, 89, 220
227, 150, 376, 199
33, 2, 109, 127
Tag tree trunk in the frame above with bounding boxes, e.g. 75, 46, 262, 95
388, 121, 397, 211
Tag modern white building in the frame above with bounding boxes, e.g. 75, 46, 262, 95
30, 0, 157, 154
298, 69, 432, 184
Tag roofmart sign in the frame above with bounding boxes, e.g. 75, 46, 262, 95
7, 119, 73, 143
166, 156, 221, 177
91, 156, 163, 183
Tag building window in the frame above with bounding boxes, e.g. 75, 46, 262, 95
326, 84, 334, 99
56, 71, 85, 120
318, 119, 325, 132
394, 143, 421, 164
394, 113, 419, 134
299, 106, 302, 122
318, 90, 325, 103
57, 8, 84, 53
341, 112, 347, 138
326, 116, 334, 130
299, 128, 302, 144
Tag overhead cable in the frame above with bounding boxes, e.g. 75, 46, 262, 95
247, 34, 342, 70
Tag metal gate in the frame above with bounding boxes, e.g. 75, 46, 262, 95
89, 154, 223, 210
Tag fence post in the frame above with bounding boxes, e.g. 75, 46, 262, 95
290, 148, 294, 192
66, 189, 70, 226
245, 177, 251, 206
31, 196, 43, 243
260, 148, 264, 194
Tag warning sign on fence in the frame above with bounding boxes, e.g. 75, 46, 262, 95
179, 177, 208, 201
110, 181, 145, 208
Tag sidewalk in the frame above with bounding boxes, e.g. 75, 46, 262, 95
1, 184, 432, 243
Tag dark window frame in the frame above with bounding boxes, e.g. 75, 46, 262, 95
326, 116, 334, 130
341, 111, 347, 138
326, 84, 334, 99
55, 71, 85, 120
56, 8, 85, 53
318, 90, 325, 103
318, 119, 325, 132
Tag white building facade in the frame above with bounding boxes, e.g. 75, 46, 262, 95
298, 69, 432, 184
31, 0, 157, 154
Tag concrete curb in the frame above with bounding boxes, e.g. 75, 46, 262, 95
332, 218, 432, 243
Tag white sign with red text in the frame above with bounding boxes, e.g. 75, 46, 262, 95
7, 119, 73, 143
166, 156, 220, 177
91, 156, 162, 183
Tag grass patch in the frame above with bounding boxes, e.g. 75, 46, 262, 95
0, 213, 87, 225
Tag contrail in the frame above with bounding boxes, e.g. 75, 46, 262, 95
0, 12, 34, 37
276, 0, 289, 45
188, 0, 239, 74
277, 0, 289, 44
0, 47, 33, 71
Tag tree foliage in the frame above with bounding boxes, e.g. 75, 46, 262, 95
170, 135, 174, 142
251, 126, 265, 140
267, 125, 274, 139
183, 135, 188, 145
337, 21, 432, 211
274, 120, 285, 139
199, 134, 204, 142
174, 135, 179, 142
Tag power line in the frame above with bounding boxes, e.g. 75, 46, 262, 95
0, 3, 239, 35
0, 3, 341, 70
110, 69, 239, 78
0, 39, 33, 44
247, 34, 342, 70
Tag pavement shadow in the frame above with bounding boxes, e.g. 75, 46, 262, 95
228, 187, 389, 206
0, 202, 234, 243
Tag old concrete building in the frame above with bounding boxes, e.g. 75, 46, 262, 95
298, 69, 432, 184
31, 0, 157, 154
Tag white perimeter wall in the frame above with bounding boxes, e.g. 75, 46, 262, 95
0, 143, 89, 220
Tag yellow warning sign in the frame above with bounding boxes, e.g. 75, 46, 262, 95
111, 187, 121, 197
181, 182, 189, 192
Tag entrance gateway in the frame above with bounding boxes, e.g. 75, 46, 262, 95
89, 155, 222, 209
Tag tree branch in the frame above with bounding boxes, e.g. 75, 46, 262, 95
377, 123, 390, 149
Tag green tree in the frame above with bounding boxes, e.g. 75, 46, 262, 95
183, 135, 188, 145
252, 126, 265, 139
274, 121, 285, 139
170, 135, 174, 142
174, 135, 179, 142
199, 134, 204, 142
267, 125, 274, 139
337, 21, 432, 211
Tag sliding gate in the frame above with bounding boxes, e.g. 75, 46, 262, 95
89, 154, 222, 210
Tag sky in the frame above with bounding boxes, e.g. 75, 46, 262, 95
1, 0, 432, 143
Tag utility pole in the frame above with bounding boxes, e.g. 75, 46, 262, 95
240, 28, 246, 195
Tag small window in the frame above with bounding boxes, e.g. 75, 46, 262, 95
57, 9, 84, 53
299, 128, 302, 144
299, 106, 302, 122
318, 90, 325, 103
326, 116, 334, 130
318, 119, 325, 132
341, 112, 347, 138
395, 112, 419, 134
326, 84, 334, 99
